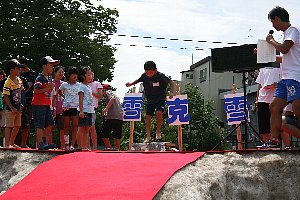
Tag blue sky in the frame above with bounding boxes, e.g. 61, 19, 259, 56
93, 0, 300, 98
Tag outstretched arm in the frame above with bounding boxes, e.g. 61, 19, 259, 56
126, 79, 139, 87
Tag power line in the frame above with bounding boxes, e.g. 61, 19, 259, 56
102, 33, 239, 51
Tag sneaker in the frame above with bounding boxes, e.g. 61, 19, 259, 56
38, 141, 47, 150
69, 146, 75, 151
258, 139, 280, 149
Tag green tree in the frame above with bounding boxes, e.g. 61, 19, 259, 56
0, 0, 118, 81
182, 83, 224, 151
120, 83, 224, 151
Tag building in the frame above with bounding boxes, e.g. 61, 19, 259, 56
180, 56, 259, 128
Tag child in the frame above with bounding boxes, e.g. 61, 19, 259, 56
255, 67, 281, 143
32, 56, 59, 149
88, 71, 103, 150
101, 84, 123, 150
126, 61, 174, 142
77, 66, 94, 150
3, 59, 25, 148
58, 67, 80, 150
53, 66, 65, 149
19, 57, 37, 148
0, 69, 6, 147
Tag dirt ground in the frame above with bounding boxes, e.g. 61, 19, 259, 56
1, 151, 300, 199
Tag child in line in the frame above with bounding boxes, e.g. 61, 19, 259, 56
101, 84, 123, 150
3, 59, 25, 148
88, 71, 103, 150
32, 56, 59, 149
0, 69, 5, 147
58, 67, 80, 150
77, 66, 94, 150
19, 57, 37, 148
126, 61, 174, 142
53, 66, 65, 149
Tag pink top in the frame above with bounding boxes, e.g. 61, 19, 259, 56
53, 79, 64, 115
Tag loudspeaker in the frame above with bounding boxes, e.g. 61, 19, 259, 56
211, 44, 280, 72
211, 44, 259, 72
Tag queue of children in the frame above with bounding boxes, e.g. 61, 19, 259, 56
0, 58, 174, 151
0, 56, 124, 150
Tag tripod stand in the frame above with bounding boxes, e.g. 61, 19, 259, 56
212, 71, 264, 150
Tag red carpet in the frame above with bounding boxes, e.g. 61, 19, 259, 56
0, 151, 205, 200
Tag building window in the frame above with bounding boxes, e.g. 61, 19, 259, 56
186, 73, 193, 79
200, 68, 207, 82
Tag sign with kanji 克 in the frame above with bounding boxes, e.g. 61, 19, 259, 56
166, 95, 190, 125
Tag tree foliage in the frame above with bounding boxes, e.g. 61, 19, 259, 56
182, 83, 224, 151
0, 0, 118, 81
120, 83, 224, 151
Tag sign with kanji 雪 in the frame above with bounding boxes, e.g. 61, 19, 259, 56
224, 93, 249, 125
122, 93, 143, 121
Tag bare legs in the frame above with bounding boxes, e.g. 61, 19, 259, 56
145, 111, 163, 141
269, 97, 288, 139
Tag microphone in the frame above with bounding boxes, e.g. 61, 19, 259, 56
269, 30, 274, 34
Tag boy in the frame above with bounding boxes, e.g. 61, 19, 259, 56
101, 84, 123, 150
126, 61, 174, 142
19, 57, 37, 148
3, 59, 25, 148
31, 56, 60, 149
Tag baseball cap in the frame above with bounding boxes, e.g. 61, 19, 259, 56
39, 56, 60, 67
6, 59, 26, 71
102, 84, 112, 90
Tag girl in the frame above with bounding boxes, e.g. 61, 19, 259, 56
58, 67, 80, 150
53, 66, 65, 149
88, 72, 103, 150
77, 66, 94, 150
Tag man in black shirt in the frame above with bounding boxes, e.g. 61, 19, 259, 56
126, 61, 174, 142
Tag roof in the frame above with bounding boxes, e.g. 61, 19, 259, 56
190, 56, 211, 70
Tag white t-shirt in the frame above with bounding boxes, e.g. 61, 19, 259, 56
59, 82, 81, 108
89, 81, 102, 108
78, 83, 95, 114
281, 26, 300, 81
284, 103, 293, 112
256, 67, 281, 103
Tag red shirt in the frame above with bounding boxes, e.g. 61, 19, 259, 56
31, 73, 52, 106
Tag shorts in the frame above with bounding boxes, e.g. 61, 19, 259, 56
63, 108, 78, 116
55, 114, 64, 130
146, 100, 165, 116
92, 113, 96, 125
257, 102, 271, 135
0, 110, 5, 127
78, 113, 93, 127
101, 119, 123, 139
274, 79, 300, 102
32, 105, 55, 129
21, 105, 33, 129
285, 115, 300, 129
4, 110, 21, 127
